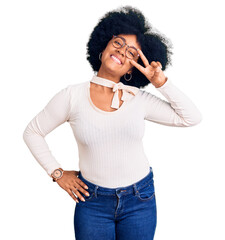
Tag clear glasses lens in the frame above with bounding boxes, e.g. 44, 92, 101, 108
126, 47, 138, 59
113, 37, 124, 48
112, 37, 138, 59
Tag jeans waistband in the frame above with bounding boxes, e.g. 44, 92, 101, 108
77, 166, 154, 196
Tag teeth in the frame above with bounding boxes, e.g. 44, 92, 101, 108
111, 55, 121, 64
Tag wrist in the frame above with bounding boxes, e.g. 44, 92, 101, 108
155, 77, 168, 88
51, 168, 64, 182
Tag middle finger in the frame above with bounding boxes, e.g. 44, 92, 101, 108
72, 186, 86, 202
75, 182, 90, 197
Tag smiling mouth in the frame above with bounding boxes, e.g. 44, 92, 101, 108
110, 55, 122, 65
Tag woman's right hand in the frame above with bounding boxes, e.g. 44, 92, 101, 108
55, 170, 90, 203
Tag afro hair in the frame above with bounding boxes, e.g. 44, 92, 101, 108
86, 5, 173, 89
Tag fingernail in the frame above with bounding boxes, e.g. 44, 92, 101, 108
86, 192, 90, 196
82, 197, 85, 202
85, 186, 88, 189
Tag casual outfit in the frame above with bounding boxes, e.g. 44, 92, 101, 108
23, 74, 202, 239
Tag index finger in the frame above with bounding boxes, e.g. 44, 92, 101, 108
137, 49, 150, 67
76, 177, 89, 189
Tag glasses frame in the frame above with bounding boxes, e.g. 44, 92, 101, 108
111, 35, 140, 60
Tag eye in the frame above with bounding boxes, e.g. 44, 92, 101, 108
129, 51, 134, 57
115, 40, 122, 46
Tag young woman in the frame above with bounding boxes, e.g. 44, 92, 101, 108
23, 6, 202, 240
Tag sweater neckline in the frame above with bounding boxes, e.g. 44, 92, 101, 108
87, 80, 128, 114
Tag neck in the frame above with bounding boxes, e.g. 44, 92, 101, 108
97, 68, 121, 84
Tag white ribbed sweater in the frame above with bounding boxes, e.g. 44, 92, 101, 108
23, 75, 202, 188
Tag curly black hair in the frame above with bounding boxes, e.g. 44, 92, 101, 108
86, 5, 173, 89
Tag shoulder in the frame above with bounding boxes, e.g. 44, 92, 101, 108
135, 88, 154, 102
62, 81, 89, 107
58, 81, 88, 100
50, 81, 88, 104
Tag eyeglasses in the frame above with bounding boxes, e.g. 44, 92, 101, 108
111, 35, 140, 60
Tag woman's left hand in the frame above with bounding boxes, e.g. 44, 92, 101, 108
130, 49, 168, 88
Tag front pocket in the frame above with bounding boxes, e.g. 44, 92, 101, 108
81, 189, 95, 202
137, 180, 155, 202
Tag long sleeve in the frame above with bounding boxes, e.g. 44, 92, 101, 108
143, 78, 202, 127
23, 85, 72, 177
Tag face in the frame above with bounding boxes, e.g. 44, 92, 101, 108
99, 34, 141, 79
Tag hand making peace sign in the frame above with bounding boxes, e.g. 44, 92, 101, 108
130, 49, 168, 88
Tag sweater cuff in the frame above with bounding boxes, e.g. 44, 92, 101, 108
47, 164, 63, 177
155, 77, 172, 90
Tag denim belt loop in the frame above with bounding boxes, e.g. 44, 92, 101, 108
94, 185, 99, 198
133, 183, 139, 196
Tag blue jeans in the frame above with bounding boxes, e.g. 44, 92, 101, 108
74, 166, 157, 240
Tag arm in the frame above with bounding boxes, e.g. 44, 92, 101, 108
130, 49, 202, 127
23, 85, 72, 177
144, 78, 202, 127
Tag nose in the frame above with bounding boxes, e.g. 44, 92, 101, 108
116, 47, 125, 57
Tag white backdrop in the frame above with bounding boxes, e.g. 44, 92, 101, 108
1, 0, 224, 239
